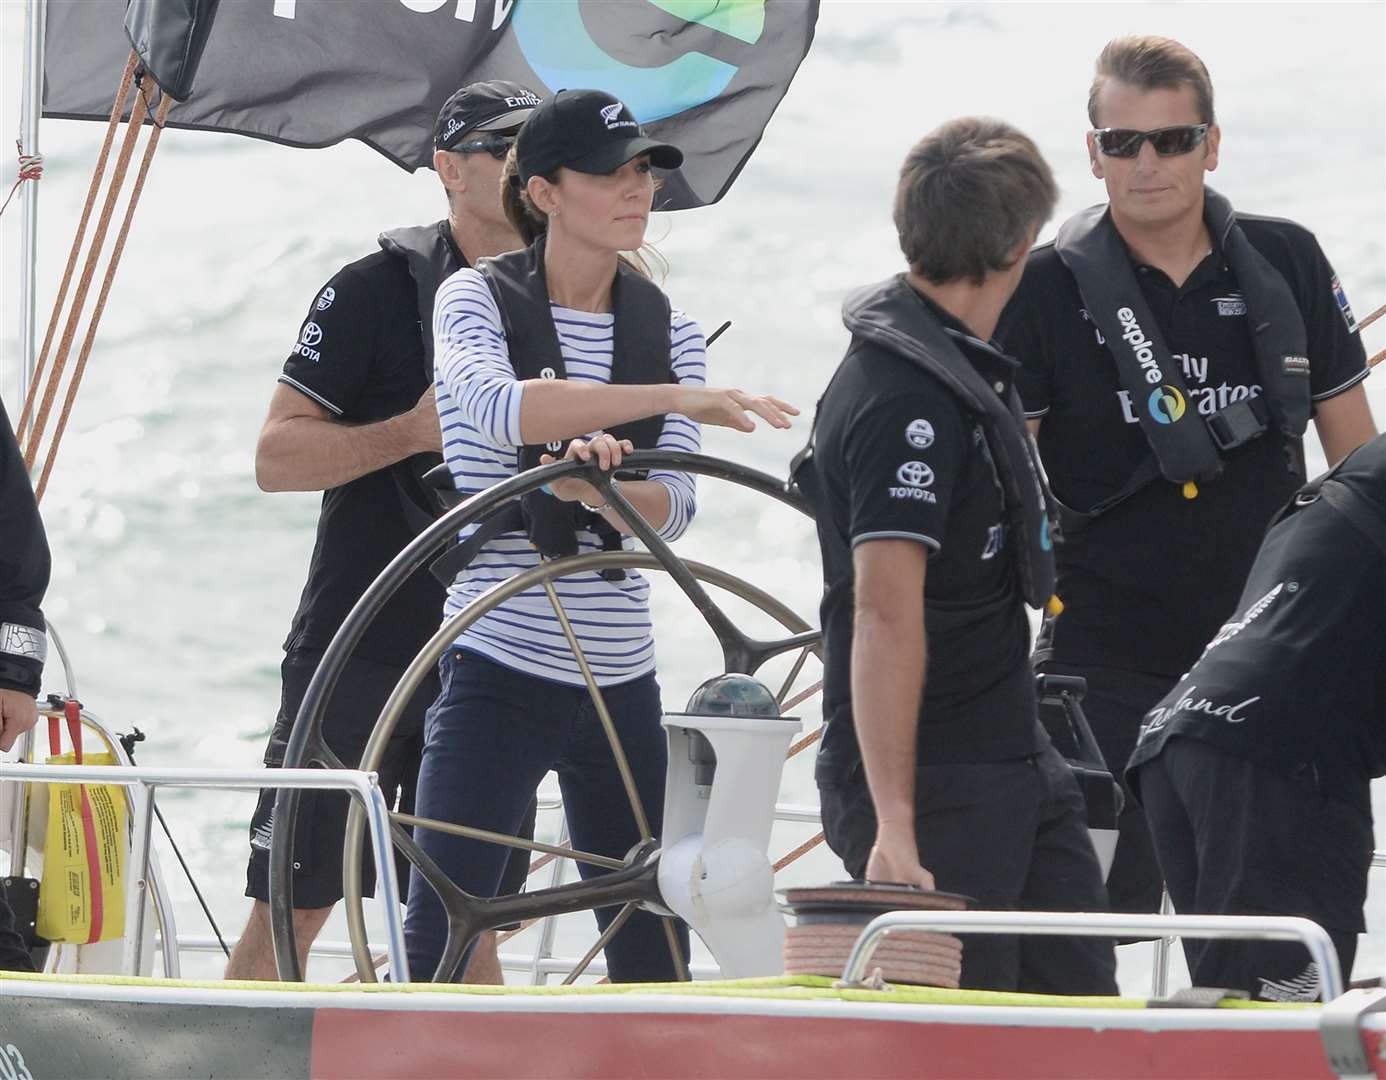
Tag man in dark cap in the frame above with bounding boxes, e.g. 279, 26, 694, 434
0, 399, 49, 972
227, 81, 543, 982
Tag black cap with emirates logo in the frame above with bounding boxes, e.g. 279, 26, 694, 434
434, 80, 542, 151
516, 89, 683, 182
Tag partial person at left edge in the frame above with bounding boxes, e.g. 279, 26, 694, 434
226, 81, 544, 983
0, 399, 49, 972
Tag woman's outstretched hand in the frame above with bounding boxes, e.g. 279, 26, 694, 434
673, 387, 799, 432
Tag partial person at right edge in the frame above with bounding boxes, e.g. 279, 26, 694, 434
1128, 434, 1386, 1001
996, 35, 1377, 916
798, 117, 1117, 994
0, 400, 50, 973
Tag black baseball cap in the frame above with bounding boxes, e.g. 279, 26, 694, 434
516, 89, 683, 182
434, 80, 543, 151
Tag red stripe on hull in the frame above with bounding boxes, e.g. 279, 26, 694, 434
310, 1009, 1379, 1080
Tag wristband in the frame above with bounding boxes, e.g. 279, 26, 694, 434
0, 622, 46, 665
581, 477, 619, 514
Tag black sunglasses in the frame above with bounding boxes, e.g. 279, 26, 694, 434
1091, 123, 1210, 159
449, 132, 516, 160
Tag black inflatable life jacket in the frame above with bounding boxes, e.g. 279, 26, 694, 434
791, 275, 1059, 613
376, 220, 465, 532
1051, 188, 1311, 528
431, 236, 676, 584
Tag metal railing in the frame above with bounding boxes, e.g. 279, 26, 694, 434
842, 910, 1346, 1002
2, 763, 408, 982
10, 757, 1383, 990
492, 788, 1386, 992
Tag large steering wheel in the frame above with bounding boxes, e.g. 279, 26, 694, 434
269, 451, 819, 984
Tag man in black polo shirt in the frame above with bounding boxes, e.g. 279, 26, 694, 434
227, 81, 542, 982
1128, 434, 1386, 1000
997, 35, 1377, 916
805, 117, 1116, 993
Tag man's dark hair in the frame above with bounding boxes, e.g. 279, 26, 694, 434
894, 117, 1057, 286
1088, 35, 1216, 126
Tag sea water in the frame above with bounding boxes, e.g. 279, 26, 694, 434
2, 1, 1383, 989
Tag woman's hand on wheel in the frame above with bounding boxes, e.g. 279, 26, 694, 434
673, 387, 799, 432
539, 434, 633, 504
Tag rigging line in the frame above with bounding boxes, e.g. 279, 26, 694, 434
18, 52, 139, 446
23, 70, 151, 471
786, 725, 822, 760
0, 139, 43, 218
35, 90, 172, 502
117, 729, 231, 959
772, 830, 825, 873
152, 802, 230, 958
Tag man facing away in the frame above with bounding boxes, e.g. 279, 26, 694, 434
997, 35, 1377, 916
1128, 434, 1386, 1000
801, 117, 1117, 994
226, 81, 543, 982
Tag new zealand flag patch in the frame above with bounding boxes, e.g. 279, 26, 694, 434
1330, 275, 1359, 333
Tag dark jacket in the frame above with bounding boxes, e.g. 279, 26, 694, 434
0, 399, 49, 695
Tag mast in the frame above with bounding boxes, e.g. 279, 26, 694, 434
13, 0, 45, 406
5, 0, 45, 883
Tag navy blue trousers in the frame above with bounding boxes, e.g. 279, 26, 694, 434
403, 649, 687, 982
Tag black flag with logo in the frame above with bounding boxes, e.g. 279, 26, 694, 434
41, 0, 819, 209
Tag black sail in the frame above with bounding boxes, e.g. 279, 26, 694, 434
42, 0, 819, 209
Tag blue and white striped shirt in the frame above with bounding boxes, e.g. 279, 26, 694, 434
433, 266, 705, 687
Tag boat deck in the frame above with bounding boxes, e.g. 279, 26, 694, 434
5, 972, 1381, 1080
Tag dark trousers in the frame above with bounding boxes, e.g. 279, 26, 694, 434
819, 743, 1117, 995
403, 650, 687, 983
1134, 737, 1369, 1000
1040, 662, 1175, 914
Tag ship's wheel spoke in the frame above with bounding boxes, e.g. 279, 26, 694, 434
562, 902, 638, 986
541, 579, 653, 842
775, 646, 813, 707
391, 811, 623, 871
599, 475, 820, 677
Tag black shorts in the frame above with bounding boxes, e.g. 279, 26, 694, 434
1133, 737, 1370, 1000
817, 743, 1117, 995
246, 647, 535, 909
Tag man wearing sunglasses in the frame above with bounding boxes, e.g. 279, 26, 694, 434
997, 35, 1377, 918
228, 81, 543, 983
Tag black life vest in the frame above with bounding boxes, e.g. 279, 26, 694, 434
376, 220, 465, 532
378, 219, 465, 370
432, 235, 675, 584
1052, 188, 1311, 524
791, 275, 1059, 612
